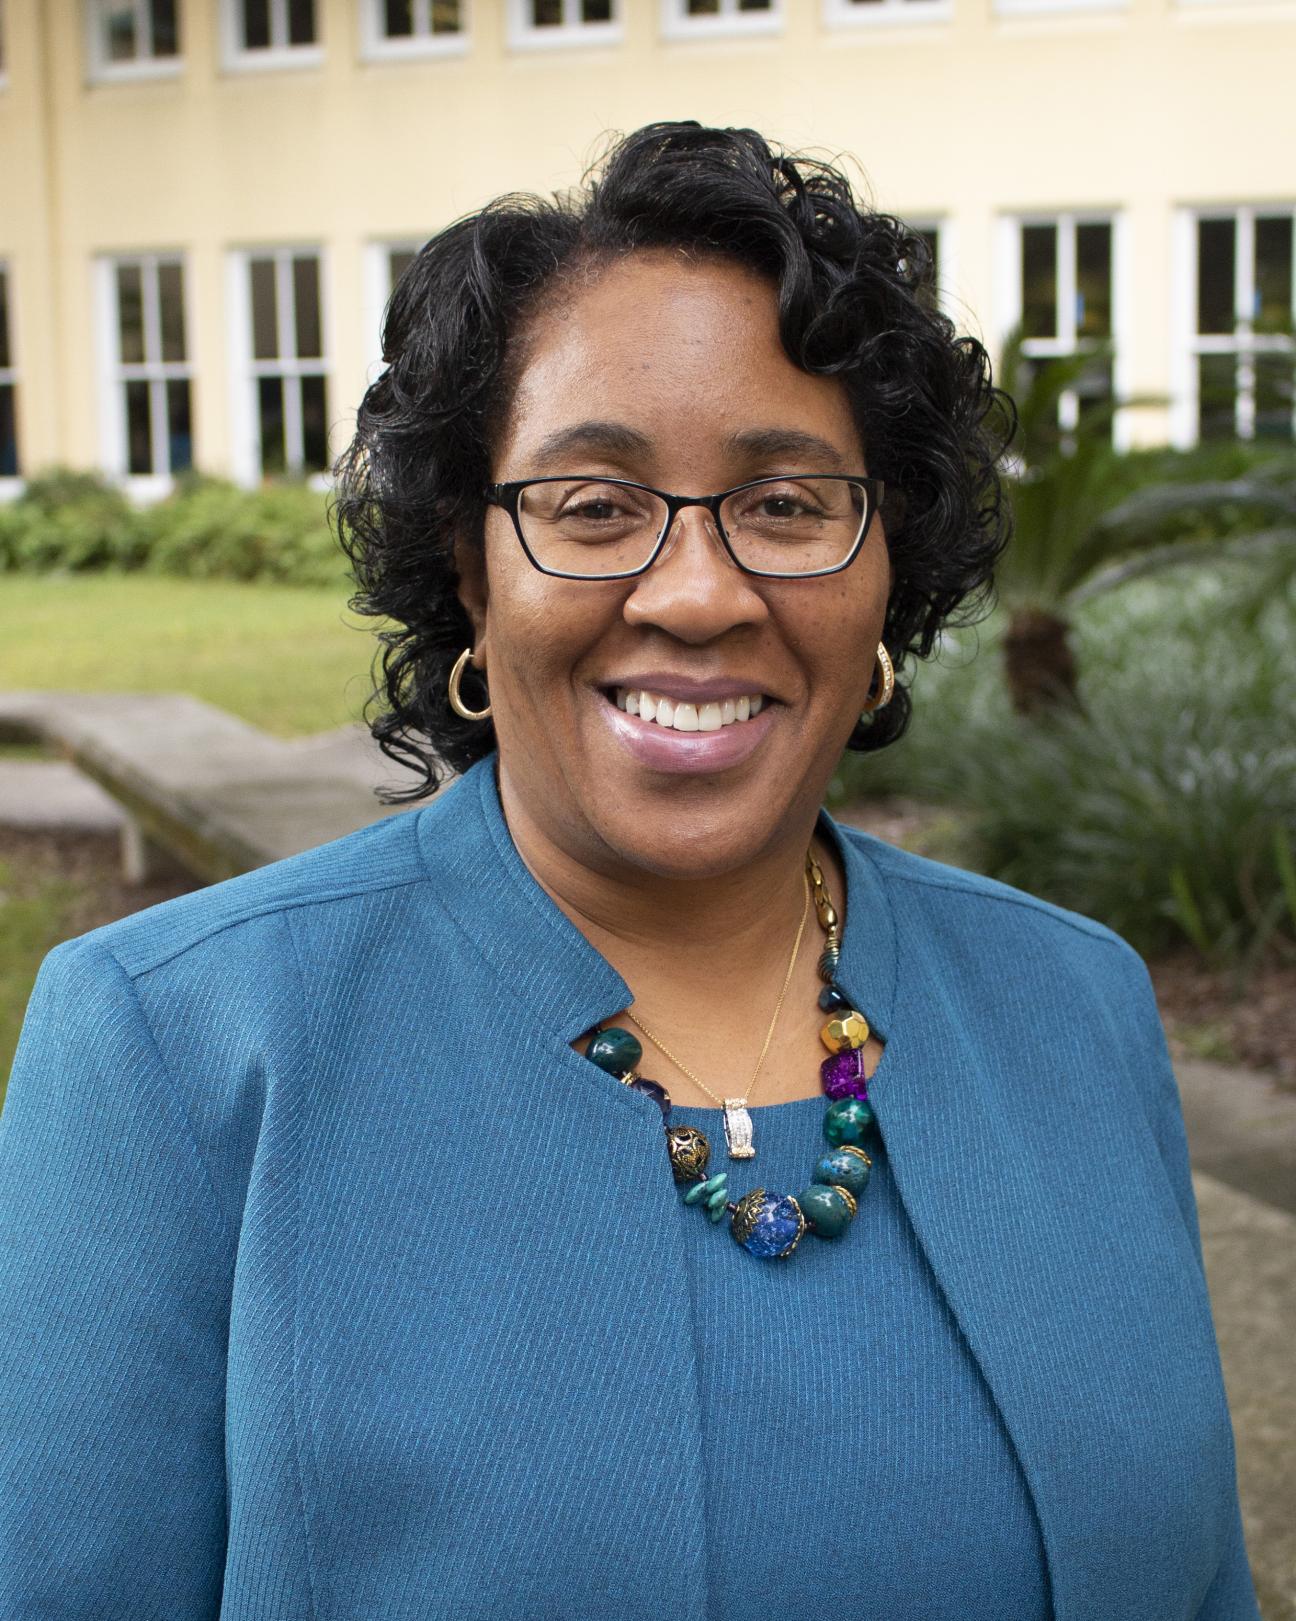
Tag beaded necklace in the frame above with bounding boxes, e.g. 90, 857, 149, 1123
581, 847, 877, 1261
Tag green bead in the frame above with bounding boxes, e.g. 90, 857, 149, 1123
812, 1146, 872, 1197
586, 1026, 643, 1076
684, 1173, 727, 1206
707, 1202, 730, 1224
797, 1183, 855, 1238
705, 1187, 729, 1213
823, 1096, 875, 1147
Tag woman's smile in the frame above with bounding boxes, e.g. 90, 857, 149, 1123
591, 679, 781, 775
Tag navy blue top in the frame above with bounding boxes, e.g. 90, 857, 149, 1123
0, 750, 1260, 1619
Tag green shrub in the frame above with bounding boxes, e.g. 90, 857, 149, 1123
0, 468, 146, 573
837, 567, 1296, 969
141, 478, 348, 588
0, 469, 350, 587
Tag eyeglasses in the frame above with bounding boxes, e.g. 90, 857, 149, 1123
483, 473, 885, 581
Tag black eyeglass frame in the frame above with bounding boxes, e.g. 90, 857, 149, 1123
483, 473, 886, 581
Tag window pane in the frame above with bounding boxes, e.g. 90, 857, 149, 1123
1075, 222, 1111, 339
151, 0, 179, 54
166, 378, 193, 472
250, 258, 279, 360
687, 0, 721, 12
158, 261, 186, 362
1254, 353, 1294, 441
301, 374, 329, 471
581, 0, 612, 18
243, 0, 271, 48
1197, 218, 1236, 336
431, 0, 460, 30
1021, 225, 1057, 340
912, 227, 939, 313
125, 379, 153, 474
0, 384, 18, 477
1254, 215, 1293, 335
1074, 357, 1113, 438
388, 249, 417, 288
531, 0, 562, 21
0, 271, 10, 371
287, 0, 316, 44
738, 0, 773, 10
258, 376, 286, 474
117, 264, 145, 364
383, 0, 414, 34
293, 256, 322, 359
104, 2, 138, 60
1198, 353, 1236, 441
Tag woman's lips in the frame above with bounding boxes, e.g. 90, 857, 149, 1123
593, 687, 778, 775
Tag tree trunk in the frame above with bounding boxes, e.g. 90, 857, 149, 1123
1002, 607, 1084, 716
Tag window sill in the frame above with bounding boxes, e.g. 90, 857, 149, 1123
87, 56, 185, 86
660, 10, 782, 41
222, 44, 325, 75
823, 0, 952, 26
360, 33, 470, 61
506, 23, 624, 50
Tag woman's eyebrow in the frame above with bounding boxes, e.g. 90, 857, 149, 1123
532, 420, 654, 467
724, 428, 849, 472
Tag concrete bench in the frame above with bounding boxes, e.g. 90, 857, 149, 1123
0, 691, 422, 884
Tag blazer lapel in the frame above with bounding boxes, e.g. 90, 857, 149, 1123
827, 817, 1236, 1621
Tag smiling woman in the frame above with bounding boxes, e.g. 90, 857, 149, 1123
0, 124, 1260, 1620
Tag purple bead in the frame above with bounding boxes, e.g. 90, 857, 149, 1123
820, 1046, 869, 1102
629, 1075, 672, 1121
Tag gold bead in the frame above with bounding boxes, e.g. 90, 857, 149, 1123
820, 1010, 870, 1053
665, 1124, 711, 1184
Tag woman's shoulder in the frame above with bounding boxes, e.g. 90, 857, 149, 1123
835, 820, 1153, 1019
52, 804, 428, 989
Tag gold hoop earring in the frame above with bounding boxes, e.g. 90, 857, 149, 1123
448, 646, 492, 721
859, 642, 894, 715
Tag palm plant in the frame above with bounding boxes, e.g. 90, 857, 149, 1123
993, 328, 1296, 714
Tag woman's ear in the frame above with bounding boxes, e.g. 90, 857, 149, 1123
453, 532, 488, 647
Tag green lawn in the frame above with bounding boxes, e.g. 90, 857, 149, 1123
0, 574, 386, 736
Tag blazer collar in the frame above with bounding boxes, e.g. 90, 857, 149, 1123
414, 748, 898, 1047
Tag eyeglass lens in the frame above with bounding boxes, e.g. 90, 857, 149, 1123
515, 477, 869, 577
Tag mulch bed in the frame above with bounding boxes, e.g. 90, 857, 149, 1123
5, 817, 1294, 1092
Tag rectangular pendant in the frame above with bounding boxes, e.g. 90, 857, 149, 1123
723, 1098, 756, 1160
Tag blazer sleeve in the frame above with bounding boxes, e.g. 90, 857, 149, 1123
0, 936, 232, 1620
1125, 949, 1262, 1621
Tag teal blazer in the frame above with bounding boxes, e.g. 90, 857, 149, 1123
0, 751, 1259, 1619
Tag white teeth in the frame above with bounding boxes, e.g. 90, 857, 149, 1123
671, 702, 699, 732
611, 687, 768, 730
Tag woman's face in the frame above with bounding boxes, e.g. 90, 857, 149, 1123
455, 248, 893, 882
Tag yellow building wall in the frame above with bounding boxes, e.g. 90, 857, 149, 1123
0, 0, 1293, 481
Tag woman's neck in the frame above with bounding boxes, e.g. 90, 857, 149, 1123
496, 767, 845, 1003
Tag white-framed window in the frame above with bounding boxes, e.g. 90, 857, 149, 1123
221, 0, 322, 71
660, 0, 781, 40
998, 212, 1128, 446
363, 240, 421, 382
1174, 207, 1294, 445
0, 264, 19, 479
86, 0, 181, 80
993, 0, 1125, 18
903, 218, 952, 316
95, 254, 193, 486
362, 0, 467, 57
507, 0, 622, 50
228, 248, 330, 483
824, 0, 952, 28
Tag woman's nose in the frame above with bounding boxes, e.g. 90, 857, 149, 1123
620, 504, 769, 639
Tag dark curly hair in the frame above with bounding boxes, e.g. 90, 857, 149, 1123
333, 121, 1015, 804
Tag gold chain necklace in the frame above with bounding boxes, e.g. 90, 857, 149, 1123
623, 854, 813, 1161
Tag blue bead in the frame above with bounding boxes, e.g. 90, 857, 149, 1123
818, 984, 850, 1012
736, 1193, 805, 1259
